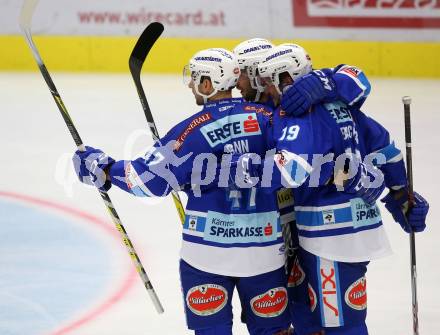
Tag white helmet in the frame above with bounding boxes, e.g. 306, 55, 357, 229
258, 43, 312, 94
233, 38, 273, 97
184, 48, 240, 103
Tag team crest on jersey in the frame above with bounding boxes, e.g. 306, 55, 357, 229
345, 277, 367, 311
308, 283, 317, 312
250, 287, 288, 318
174, 113, 212, 151
288, 259, 305, 287
186, 284, 228, 316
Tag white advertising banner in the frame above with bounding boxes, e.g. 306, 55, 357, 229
1, 0, 440, 41
0, 0, 271, 38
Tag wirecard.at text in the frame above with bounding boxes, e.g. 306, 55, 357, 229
77, 9, 225, 27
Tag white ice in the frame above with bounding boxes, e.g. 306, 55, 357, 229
1, 72, 439, 334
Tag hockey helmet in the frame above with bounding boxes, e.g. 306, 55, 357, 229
233, 38, 274, 93
183, 48, 240, 102
257, 43, 312, 94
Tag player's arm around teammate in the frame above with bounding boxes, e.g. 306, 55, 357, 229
231, 39, 379, 335
255, 43, 429, 335
73, 48, 292, 335
280, 64, 371, 117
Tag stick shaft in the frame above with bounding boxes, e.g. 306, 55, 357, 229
20, 0, 163, 314
404, 101, 414, 195
403, 96, 418, 335
129, 23, 186, 225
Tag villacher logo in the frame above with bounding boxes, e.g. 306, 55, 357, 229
345, 277, 367, 311
186, 284, 228, 316
250, 287, 288, 317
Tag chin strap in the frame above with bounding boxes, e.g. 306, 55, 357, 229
250, 73, 267, 103
254, 90, 262, 102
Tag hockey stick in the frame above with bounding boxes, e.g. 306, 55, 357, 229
402, 96, 419, 335
20, 0, 164, 314
129, 23, 186, 225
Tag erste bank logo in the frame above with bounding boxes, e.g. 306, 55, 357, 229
200, 113, 261, 147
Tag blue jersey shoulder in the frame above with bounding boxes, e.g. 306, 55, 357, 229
319, 64, 371, 108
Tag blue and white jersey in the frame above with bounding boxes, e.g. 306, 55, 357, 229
265, 65, 372, 258
353, 111, 407, 191
320, 65, 371, 109
273, 101, 399, 262
109, 98, 285, 277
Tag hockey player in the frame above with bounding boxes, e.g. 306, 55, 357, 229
256, 43, 429, 335
72, 48, 291, 335
232, 37, 374, 247
233, 39, 376, 335
233, 38, 296, 289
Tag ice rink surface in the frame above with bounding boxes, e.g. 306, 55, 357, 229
1, 72, 439, 334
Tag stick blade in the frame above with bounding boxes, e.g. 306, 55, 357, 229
129, 22, 164, 75
19, 0, 39, 31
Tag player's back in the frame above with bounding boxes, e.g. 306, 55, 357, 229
274, 101, 391, 263
168, 97, 284, 276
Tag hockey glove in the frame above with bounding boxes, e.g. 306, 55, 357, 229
381, 190, 429, 233
281, 70, 337, 117
72, 146, 115, 192
343, 161, 385, 205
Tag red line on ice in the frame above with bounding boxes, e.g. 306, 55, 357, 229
0, 191, 138, 335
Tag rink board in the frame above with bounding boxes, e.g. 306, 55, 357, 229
1, 35, 440, 78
